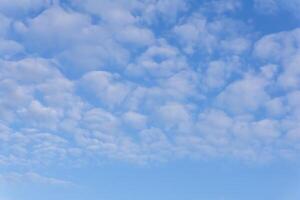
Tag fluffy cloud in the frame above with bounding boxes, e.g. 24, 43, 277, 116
14, 6, 91, 54
17, 100, 60, 130
173, 13, 250, 54
79, 71, 132, 109
127, 40, 187, 78
0, 58, 61, 83
157, 102, 193, 132
216, 75, 270, 114
122, 111, 148, 130
140, 0, 188, 24
254, 28, 300, 90
201, 58, 241, 90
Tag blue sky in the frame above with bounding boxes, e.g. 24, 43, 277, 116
1, 0, 300, 199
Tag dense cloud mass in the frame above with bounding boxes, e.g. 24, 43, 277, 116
1, 0, 300, 179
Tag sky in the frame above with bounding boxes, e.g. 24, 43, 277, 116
1, 0, 300, 199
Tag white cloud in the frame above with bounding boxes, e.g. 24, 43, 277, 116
67, 0, 155, 45
122, 111, 148, 130
57, 41, 129, 73
193, 109, 282, 161
74, 0, 187, 25
141, 0, 188, 24
123, 70, 202, 113
254, 28, 300, 90
265, 97, 286, 117
17, 100, 60, 130
96, 3, 136, 26
82, 108, 119, 133
0, 58, 61, 84
161, 70, 202, 100
157, 102, 193, 132
278, 53, 300, 90
216, 75, 270, 114
127, 40, 187, 78
254, 28, 300, 60
202, 58, 241, 90
138, 127, 172, 161
79, 71, 132, 108
173, 14, 214, 54
0, 126, 74, 166
0, 79, 32, 123
13, 3, 154, 73
15, 6, 91, 53
173, 13, 250, 55
196, 109, 233, 146
68, 0, 138, 23
253, 29, 300, 61
252, 119, 280, 140
260, 64, 278, 80
116, 25, 154, 46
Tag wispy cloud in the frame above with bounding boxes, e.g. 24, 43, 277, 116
0, 172, 74, 187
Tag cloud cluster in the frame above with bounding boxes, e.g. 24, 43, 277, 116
0, 0, 300, 171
